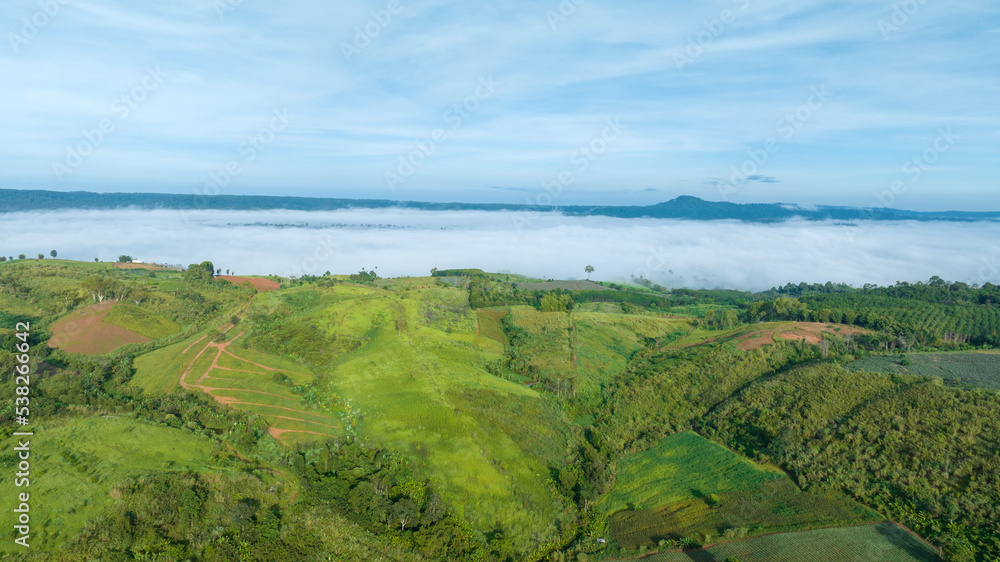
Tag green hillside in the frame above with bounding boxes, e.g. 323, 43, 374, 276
3, 261, 1000, 560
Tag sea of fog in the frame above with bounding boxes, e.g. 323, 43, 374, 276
2, 208, 999, 291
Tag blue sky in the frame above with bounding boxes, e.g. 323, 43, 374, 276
1, 0, 998, 210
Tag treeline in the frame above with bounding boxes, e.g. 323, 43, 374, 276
743, 281, 1000, 347
296, 441, 490, 559
700, 364, 1000, 561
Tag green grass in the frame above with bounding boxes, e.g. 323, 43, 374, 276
602, 431, 786, 515
102, 302, 182, 339
601, 432, 881, 551
634, 522, 938, 562
0, 416, 234, 549
131, 328, 340, 443
240, 284, 578, 555
848, 350, 1000, 390
131, 331, 211, 393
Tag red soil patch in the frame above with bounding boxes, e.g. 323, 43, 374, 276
737, 322, 871, 351
217, 276, 280, 291
48, 300, 150, 354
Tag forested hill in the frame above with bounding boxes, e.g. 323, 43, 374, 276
1, 189, 998, 222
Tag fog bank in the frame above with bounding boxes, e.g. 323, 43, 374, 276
2, 208, 998, 291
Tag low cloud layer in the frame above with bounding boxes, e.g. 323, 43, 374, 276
2, 209, 998, 291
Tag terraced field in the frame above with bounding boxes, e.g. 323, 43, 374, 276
132, 319, 341, 446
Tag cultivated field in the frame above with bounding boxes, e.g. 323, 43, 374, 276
516, 280, 609, 291
217, 275, 280, 291
848, 350, 1000, 390
601, 432, 881, 550
47, 300, 150, 354
476, 307, 510, 345
634, 522, 939, 562
665, 321, 869, 351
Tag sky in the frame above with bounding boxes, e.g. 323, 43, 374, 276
4, 209, 1000, 289
1, 0, 998, 210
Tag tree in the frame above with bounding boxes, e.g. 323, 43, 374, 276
184, 261, 216, 283
37, 253, 44, 259
94, 258, 99, 262
585, 265, 595, 279
391, 499, 418, 531
118, 255, 133, 263
50, 250, 57, 258
17, 254, 25, 260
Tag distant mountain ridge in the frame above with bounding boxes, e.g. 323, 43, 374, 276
1, 189, 997, 222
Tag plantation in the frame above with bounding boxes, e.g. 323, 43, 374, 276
848, 350, 1000, 389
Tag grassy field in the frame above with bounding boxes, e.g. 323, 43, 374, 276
602, 431, 786, 515
848, 350, 1000, 389
132, 331, 212, 393
238, 283, 578, 555
102, 302, 182, 339
0, 416, 256, 549
631, 522, 939, 561
503, 307, 689, 408
601, 432, 881, 550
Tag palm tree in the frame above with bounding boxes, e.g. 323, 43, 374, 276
585, 265, 595, 280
